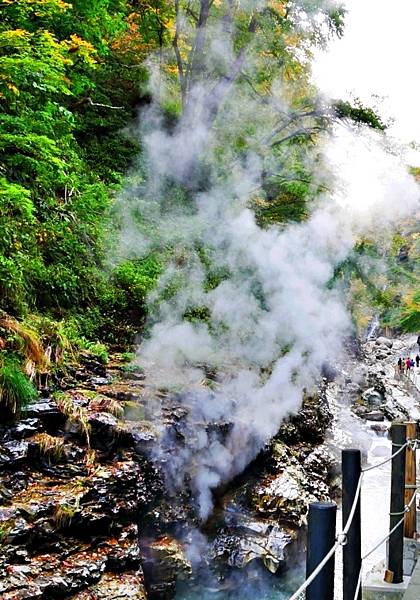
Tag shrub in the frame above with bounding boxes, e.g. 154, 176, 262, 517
0, 357, 37, 422
85, 341, 108, 365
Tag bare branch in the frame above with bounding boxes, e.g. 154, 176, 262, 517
204, 13, 258, 124
85, 98, 123, 110
185, 6, 199, 22
173, 0, 187, 107
269, 109, 325, 139
187, 0, 212, 94
270, 125, 326, 147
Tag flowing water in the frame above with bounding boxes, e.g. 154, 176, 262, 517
176, 570, 303, 600
366, 315, 381, 341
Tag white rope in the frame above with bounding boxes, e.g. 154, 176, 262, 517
343, 473, 364, 536
288, 540, 341, 600
287, 441, 417, 600
362, 489, 418, 561
350, 487, 418, 599
361, 441, 408, 473
287, 474, 363, 600
353, 567, 362, 600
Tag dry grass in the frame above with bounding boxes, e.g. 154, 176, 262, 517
33, 432, 65, 462
90, 395, 124, 419
0, 312, 48, 371
53, 496, 81, 529
54, 392, 91, 447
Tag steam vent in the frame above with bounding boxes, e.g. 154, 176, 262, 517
0, 1, 419, 599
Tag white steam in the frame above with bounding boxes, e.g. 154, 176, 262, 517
117, 6, 420, 520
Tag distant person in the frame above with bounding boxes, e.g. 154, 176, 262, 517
410, 358, 415, 368
416, 355, 420, 368
406, 357, 412, 371
398, 357, 403, 372
417, 334, 420, 351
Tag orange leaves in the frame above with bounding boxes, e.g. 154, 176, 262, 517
268, 0, 287, 18
111, 12, 154, 62
62, 34, 97, 66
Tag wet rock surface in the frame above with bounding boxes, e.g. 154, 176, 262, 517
0, 355, 154, 599
0, 354, 339, 600
194, 389, 336, 586
333, 333, 420, 432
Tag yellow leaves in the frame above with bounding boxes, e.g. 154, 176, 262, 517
6, 83, 19, 95
62, 34, 97, 66
0, 71, 21, 100
402, 291, 420, 312
19, 0, 72, 17
268, 0, 287, 17
0, 29, 32, 50
4, 29, 30, 39
253, 197, 270, 208
165, 64, 179, 75
111, 12, 154, 60
283, 32, 301, 50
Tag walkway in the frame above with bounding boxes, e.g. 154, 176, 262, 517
403, 558, 420, 599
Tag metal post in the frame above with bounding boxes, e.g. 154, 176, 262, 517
387, 422, 407, 583
306, 502, 337, 600
404, 422, 417, 539
342, 449, 362, 600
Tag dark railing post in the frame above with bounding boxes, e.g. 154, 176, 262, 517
387, 422, 407, 583
306, 502, 337, 600
342, 449, 362, 600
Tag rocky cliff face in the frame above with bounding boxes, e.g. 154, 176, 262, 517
0, 356, 156, 599
0, 355, 338, 600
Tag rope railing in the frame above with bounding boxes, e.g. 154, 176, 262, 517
287, 437, 419, 600
351, 488, 419, 600
288, 473, 363, 600
362, 489, 417, 562
361, 441, 409, 473
288, 539, 341, 600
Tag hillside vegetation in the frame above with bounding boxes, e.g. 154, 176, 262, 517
0, 0, 418, 418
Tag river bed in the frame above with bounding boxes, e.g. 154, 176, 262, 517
176, 337, 420, 600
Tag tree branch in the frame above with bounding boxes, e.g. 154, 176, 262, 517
173, 0, 187, 108
270, 125, 326, 147
204, 13, 258, 125
85, 98, 123, 110
187, 0, 212, 96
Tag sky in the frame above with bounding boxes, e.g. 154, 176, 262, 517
312, 0, 420, 162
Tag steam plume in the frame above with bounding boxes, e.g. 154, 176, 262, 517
117, 5, 420, 519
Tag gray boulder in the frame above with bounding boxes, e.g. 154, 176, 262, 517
362, 387, 384, 407
375, 337, 393, 348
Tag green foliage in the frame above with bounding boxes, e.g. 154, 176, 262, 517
84, 342, 109, 364
0, 356, 37, 422
121, 351, 135, 363
0, 0, 156, 345
399, 291, 420, 331
334, 99, 387, 131
112, 257, 163, 305
184, 306, 211, 324
3, 0, 409, 360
